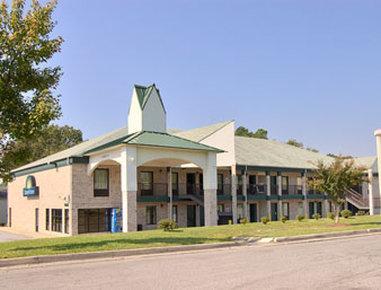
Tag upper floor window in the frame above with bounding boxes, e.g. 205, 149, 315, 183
94, 169, 109, 197
172, 172, 179, 195
217, 174, 224, 195
140, 171, 153, 196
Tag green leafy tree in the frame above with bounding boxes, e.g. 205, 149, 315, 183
0, 0, 63, 180
309, 158, 366, 224
287, 139, 304, 148
1, 125, 82, 181
235, 126, 268, 139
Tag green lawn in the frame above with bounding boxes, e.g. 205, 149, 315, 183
1, 215, 381, 259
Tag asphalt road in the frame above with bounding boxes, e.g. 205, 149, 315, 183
1, 234, 381, 289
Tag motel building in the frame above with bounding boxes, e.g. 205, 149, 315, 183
7, 84, 381, 236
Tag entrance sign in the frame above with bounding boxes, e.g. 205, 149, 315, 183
23, 175, 39, 197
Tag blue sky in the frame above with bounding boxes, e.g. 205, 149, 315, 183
50, 0, 380, 156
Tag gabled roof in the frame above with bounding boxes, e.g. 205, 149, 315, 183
174, 120, 233, 142
84, 131, 224, 155
134, 84, 166, 113
13, 128, 223, 174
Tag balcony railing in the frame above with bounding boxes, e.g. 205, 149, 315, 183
307, 189, 323, 195
282, 185, 303, 195
138, 183, 168, 196
247, 184, 267, 195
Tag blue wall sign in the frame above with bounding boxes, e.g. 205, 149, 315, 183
23, 175, 39, 197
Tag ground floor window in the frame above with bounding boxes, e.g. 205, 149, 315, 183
64, 209, 69, 234
217, 204, 224, 214
309, 202, 322, 218
78, 208, 111, 234
52, 209, 63, 232
146, 206, 157, 225
46, 209, 50, 230
172, 205, 178, 223
282, 202, 289, 219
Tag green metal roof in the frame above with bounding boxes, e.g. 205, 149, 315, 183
85, 131, 224, 154
126, 131, 223, 152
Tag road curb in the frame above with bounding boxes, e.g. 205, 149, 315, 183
0, 241, 242, 268
273, 228, 381, 243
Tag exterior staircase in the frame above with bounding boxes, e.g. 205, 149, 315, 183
345, 188, 369, 210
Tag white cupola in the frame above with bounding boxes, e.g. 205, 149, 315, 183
127, 84, 167, 134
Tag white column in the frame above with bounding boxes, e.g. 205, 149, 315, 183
368, 169, 375, 215
375, 129, 381, 214
266, 172, 271, 218
121, 146, 138, 232
203, 152, 218, 226
167, 167, 173, 220
302, 171, 308, 218
231, 166, 238, 224
242, 169, 248, 219
277, 173, 282, 220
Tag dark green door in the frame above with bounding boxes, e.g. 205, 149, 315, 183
187, 205, 196, 227
309, 202, 315, 218
249, 204, 257, 222
271, 203, 278, 221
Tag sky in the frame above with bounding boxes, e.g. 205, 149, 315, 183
47, 0, 380, 157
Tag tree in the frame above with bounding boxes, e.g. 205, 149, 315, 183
0, 0, 63, 179
309, 158, 366, 223
235, 126, 268, 139
287, 139, 304, 148
1, 125, 82, 181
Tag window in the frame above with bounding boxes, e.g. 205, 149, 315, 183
172, 205, 178, 223
94, 169, 109, 197
281, 177, 287, 188
146, 206, 157, 225
78, 208, 112, 234
35, 208, 39, 232
249, 175, 257, 185
64, 209, 69, 234
217, 204, 224, 214
140, 171, 153, 195
172, 172, 179, 195
217, 174, 224, 195
282, 202, 289, 218
52, 209, 63, 232
46, 209, 50, 231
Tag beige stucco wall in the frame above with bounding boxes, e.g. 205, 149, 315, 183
7, 166, 72, 235
201, 121, 236, 167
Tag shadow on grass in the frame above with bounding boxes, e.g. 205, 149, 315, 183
10, 236, 226, 253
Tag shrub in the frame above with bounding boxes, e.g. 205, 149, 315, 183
340, 209, 352, 219
158, 219, 177, 231
261, 216, 270, 225
296, 215, 305, 222
312, 213, 321, 220
281, 216, 288, 223
327, 212, 335, 220
228, 219, 233, 225
356, 210, 366, 216
240, 218, 248, 225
